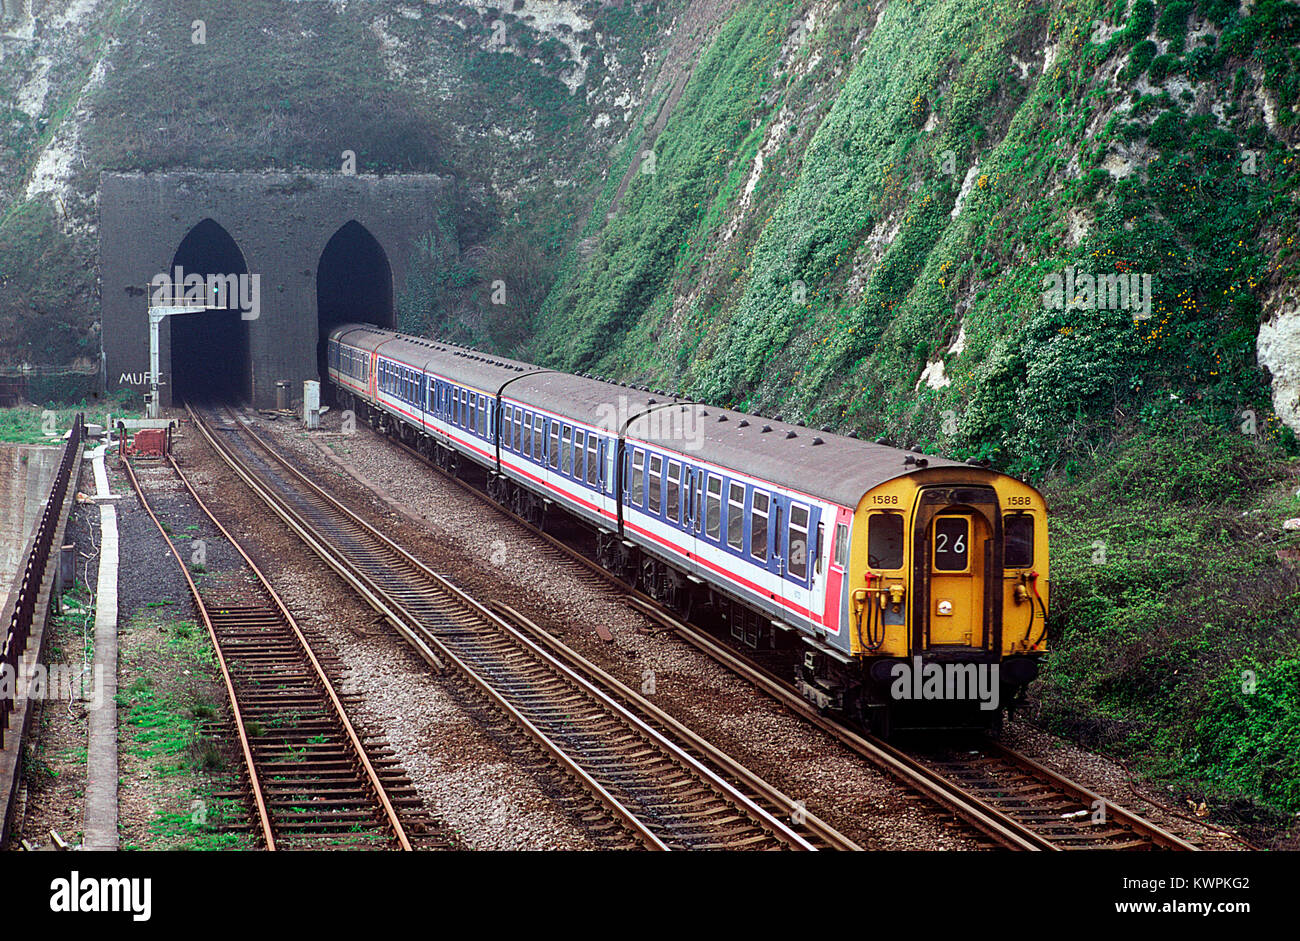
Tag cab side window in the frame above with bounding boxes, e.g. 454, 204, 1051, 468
868, 513, 904, 569
1004, 514, 1034, 568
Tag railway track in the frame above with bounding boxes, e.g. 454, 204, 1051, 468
352, 416, 1200, 851
187, 405, 858, 851
122, 451, 449, 850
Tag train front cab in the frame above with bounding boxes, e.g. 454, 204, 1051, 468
846, 467, 1048, 734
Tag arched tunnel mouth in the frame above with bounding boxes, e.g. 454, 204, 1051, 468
168, 219, 252, 405
317, 221, 395, 388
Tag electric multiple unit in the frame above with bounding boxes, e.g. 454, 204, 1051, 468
327, 324, 1048, 732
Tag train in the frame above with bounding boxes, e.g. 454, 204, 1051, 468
326, 323, 1049, 734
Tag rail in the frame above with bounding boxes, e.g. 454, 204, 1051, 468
1, 414, 84, 748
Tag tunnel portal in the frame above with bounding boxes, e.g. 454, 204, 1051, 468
316, 221, 395, 382
167, 219, 252, 404
100, 172, 451, 409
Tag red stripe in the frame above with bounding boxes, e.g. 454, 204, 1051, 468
623, 518, 824, 627
498, 455, 618, 521
340, 360, 839, 635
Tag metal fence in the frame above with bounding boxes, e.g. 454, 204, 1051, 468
0, 413, 84, 748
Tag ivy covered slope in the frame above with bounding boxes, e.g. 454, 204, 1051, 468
532, 0, 1300, 831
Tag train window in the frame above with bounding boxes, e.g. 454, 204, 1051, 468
705, 475, 722, 540
648, 455, 663, 513
630, 449, 645, 507
574, 430, 585, 479
666, 461, 681, 522
868, 514, 904, 569
459, 389, 467, 426
533, 415, 544, 460
751, 492, 769, 561
562, 427, 573, 475
788, 504, 809, 581
587, 437, 600, 486
833, 523, 849, 568
549, 424, 560, 469
933, 517, 969, 572
479, 399, 487, 435
515, 410, 524, 452
523, 412, 533, 456
1004, 514, 1034, 568
727, 482, 744, 550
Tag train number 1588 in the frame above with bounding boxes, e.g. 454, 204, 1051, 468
872, 495, 899, 505
1006, 496, 1033, 506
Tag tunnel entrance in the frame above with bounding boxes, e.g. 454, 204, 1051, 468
316, 221, 395, 384
167, 219, 252, 404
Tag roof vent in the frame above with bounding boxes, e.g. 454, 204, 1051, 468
718, 414, 728, 422
821, 425, 833, 432
738, 419, 749, 428
761, 425, 773, 433
772, 414, 783, 422
785, 430, 797, 439
648, 398, 657, 405
699, 410, 708, 416
812, 437, 824, 446
847, 431, 859, 439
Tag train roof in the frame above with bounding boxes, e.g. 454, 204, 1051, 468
624, 403, 967, 508
331, 323, 975, 508
503, 371, 674, 429
333, 324, 544, 391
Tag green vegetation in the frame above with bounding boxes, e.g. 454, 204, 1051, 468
120, 615, 249, 850
0, 396, 138, 443
1039, 420, 1300, 817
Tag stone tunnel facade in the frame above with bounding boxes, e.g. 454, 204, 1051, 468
100, 171, 452, 408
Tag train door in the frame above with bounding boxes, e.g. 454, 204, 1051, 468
781, 501, 815, 625
752, 490, 784, 607
927, 513, 987, 647
913, 487, 1001, 653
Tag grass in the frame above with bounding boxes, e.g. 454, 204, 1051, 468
0, 398, 140, 444
119, 613, 252, 850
